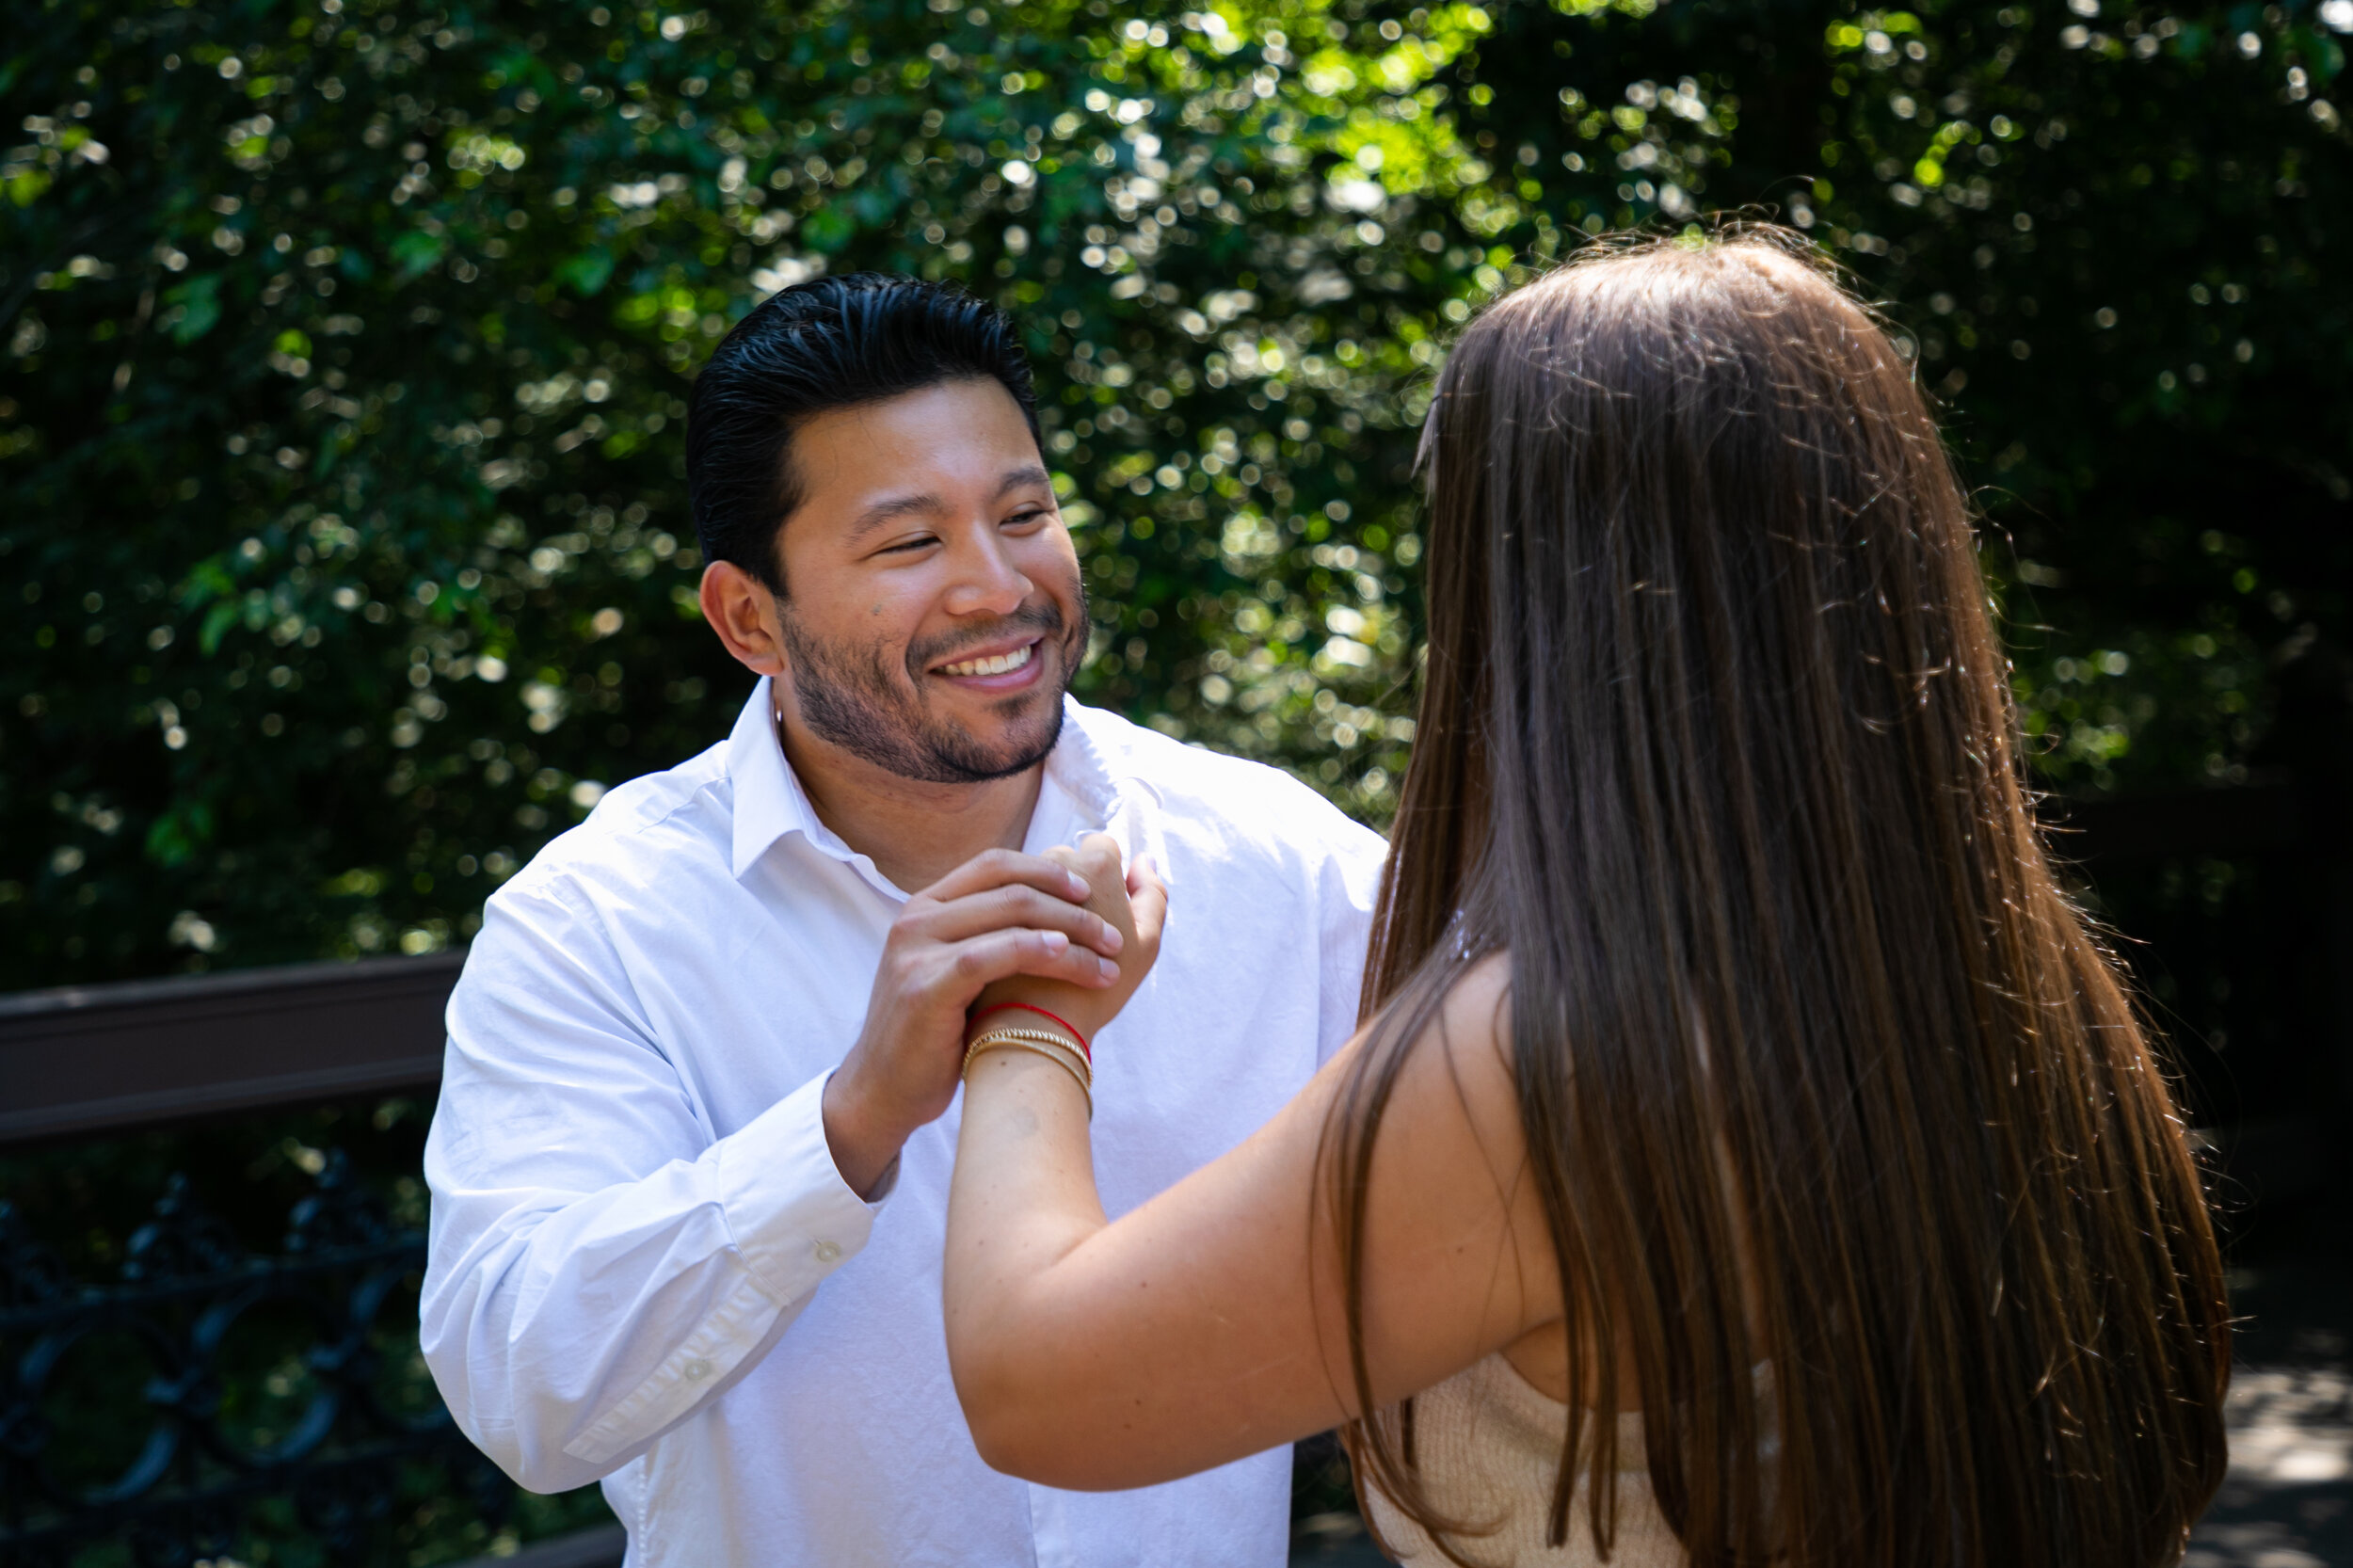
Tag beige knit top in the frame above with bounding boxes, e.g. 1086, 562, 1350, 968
1359, 1352, 1689, 1568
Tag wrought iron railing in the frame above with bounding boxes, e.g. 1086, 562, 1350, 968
0, 954, 616, 1568
0, 1158, 504, 1567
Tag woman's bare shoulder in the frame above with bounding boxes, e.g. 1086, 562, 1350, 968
1331, 947, 1562, 1393
1379, 951, 1523, 1167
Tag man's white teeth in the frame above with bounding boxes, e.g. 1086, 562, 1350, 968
941, 643, 1034, 679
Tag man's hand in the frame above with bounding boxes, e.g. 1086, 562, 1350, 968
824, 850, 1127, 1196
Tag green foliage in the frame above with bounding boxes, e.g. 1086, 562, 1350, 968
1465, 0, 2350, 788
3, 0, 2347, 986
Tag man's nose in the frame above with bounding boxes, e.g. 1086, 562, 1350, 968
942, 524, 1033, 616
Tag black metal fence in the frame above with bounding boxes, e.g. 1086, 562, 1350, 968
0, 957, 620, 1568
1905, 627, 2348, 1218
2046, 772, 2352, 1209
4, 714, 2348, 1565
0, 1157, 499, 1567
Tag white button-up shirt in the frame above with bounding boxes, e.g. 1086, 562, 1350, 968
422, 679, 1387, 1568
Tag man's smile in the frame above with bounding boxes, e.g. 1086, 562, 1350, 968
931, 635, 1046, 692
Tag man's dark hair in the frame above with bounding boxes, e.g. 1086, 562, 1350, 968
686, 273, 1041, 593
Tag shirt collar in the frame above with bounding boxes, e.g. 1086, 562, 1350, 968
727, 677, 822, 880
726, 677, 1131, 884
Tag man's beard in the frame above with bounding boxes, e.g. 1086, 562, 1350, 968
775, 585, 1086, 786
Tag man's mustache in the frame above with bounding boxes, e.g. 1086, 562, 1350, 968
904, 600, 1068, 680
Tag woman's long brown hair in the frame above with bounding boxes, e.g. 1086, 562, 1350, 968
1328, 231, 2229, 1567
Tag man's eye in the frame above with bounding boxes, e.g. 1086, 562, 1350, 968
880, 536, 937, 555
1003, 508, 1048, 528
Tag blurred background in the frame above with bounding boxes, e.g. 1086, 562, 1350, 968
2, 0, 2347, 1562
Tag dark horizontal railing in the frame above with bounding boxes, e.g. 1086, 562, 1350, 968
0, 951, 463, 1144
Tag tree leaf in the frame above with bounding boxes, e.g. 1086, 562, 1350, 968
163, 275, 221, 344
554, 246, 613, 296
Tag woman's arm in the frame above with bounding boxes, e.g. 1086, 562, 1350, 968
944, 933, 1561, 1491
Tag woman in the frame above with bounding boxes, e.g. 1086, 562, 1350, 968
943, 232, 2229, 1567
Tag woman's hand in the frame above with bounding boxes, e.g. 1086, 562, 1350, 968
968, 832, 1166, 1047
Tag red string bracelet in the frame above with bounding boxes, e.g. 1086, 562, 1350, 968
968, 1001, 1091, 1063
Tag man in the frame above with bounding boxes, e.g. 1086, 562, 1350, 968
420, 275, 1389, 1567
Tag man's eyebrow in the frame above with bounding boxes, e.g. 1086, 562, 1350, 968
995, 462, 1053, 499
841, 465, 1056, 545
844, 490, 946, 544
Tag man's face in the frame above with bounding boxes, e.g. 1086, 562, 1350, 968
766, 376, 1087, 785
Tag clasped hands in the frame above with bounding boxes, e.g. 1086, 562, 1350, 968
822, 833, 1167, 1196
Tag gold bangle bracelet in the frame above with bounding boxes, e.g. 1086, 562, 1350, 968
963, 1027, 1090, 1080
965, 1034, 1092, 1113
964, 1031, 1093, 1116
964, 1030, 1091, 1091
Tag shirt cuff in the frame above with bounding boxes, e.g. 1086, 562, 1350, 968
712, 1067, 883, 1308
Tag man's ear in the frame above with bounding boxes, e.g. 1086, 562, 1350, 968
699, 560, 788, 678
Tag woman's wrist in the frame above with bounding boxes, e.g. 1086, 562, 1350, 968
968, 1000, 1090, 1059
963, 1016, 1094, 1116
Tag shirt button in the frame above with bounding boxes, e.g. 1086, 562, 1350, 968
682, 1357, 712, 1381
812, 1240, 842, 1264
